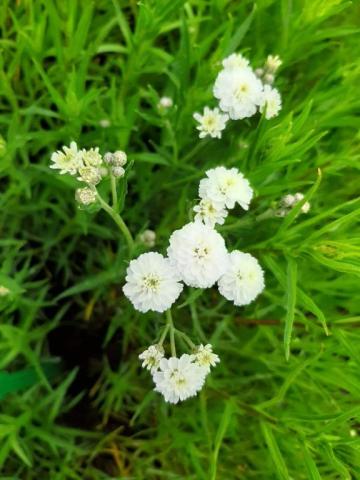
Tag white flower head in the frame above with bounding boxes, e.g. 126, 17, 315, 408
294, 193, 310, 213
50, 141, 82, 175
75, 187, 97, 206
281, 194, 296, 208
123, 252, 183, 313
77, 166, 102, 185
99, 119, 111, 128
159, 96, 173, 108
194, 344, 220, 373
222, 53, 250, 70
260, 85, 282, 119
218, 251, 265, 306
193, 107, 228, 139
199, 166, 253, 210
265, 54, 282, 74
152, 354, 207, 404
139, 345, 164, 374
167, 222, 229, 288
81, 147, 103, 167
213, 67, 263, 120
193, 198, 228, 228
111, 166, 125, 178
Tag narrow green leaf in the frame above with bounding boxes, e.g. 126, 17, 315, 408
260, 422, 290, 480
284, 257, 297, 360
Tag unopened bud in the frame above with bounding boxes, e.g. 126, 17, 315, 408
111, 166, 125, 178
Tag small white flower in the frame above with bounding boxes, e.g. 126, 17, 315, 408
0, 285, 10, 296
159, 96, 173, 108
193, 107, 228, 139
167, 222, 229, 289
194, 344, 220, 372
139, 345, 164, 374
301, 201, 311, 214
139, 229, 156, 248
199, 166, 253, 210
77, 166, 102, 185
213, 67, 263, 120
265, 54, 282, 74
193, 198, 228, 227
260, 85, 282, 119
222, 53, 250, 70
50, 141, 82, 175
152, 354, 207, 404
81, 147, 103, 167
75, 187, 97, 205
218, 251, 265, 306
123, 252, 183, 313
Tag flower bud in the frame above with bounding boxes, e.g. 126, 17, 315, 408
113, 150, 127, 167
264, 73, 274, 84
103, 152, 114, 165
159, 96, 173, 108
255, 68, 264, 78
75, 187, 97, 205
111, 166, 125, 178
139, 229, 156, 248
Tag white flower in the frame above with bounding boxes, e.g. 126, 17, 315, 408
123, 252, 183, 313
222, 53, 250, 70
81, 147, 103, 167
50, 141, 82, 175
265, 54, 282, 74
259, 85, 282, 119
139, 229, 156, 248
213, 67, 263, 120
139, 345, 164, 374
75, 187, 97, 205
194, 344, 220, 372
193, 198, 228, 227
159, 96, 173, 108
152, 354, 207, 404
193, 107, 228, 139
167, 222, 229, 288
218, 251, 265, 306
77, 166, 102, 185
199, 166, 253, 210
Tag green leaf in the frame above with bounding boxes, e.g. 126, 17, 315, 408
260, 422, 290, 480
284, 257, 297, 360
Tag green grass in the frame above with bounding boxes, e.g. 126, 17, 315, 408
1, 0, 360, 478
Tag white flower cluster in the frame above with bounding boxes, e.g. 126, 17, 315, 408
276, 192, 311, 217
139, 344, 219, 404
123, 166, 265, 403
193, 53, 282, 138
123, 166, 264, 313
50, 142, 128, 206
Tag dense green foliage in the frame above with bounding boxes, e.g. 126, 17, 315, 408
1, 0, 360, 478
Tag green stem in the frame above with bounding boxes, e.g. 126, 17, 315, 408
175, 330, 196, 350
166, 309, 176, 357
110, 175, 118, 211
158, 324, 170, 346
96, 192, 134, 252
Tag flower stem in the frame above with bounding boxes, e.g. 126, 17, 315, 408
158, 324, 170, 346
175, 330, 196, 350
96, 192, 134, 252
166, 309, 176, 357
110, 175, 118, 211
